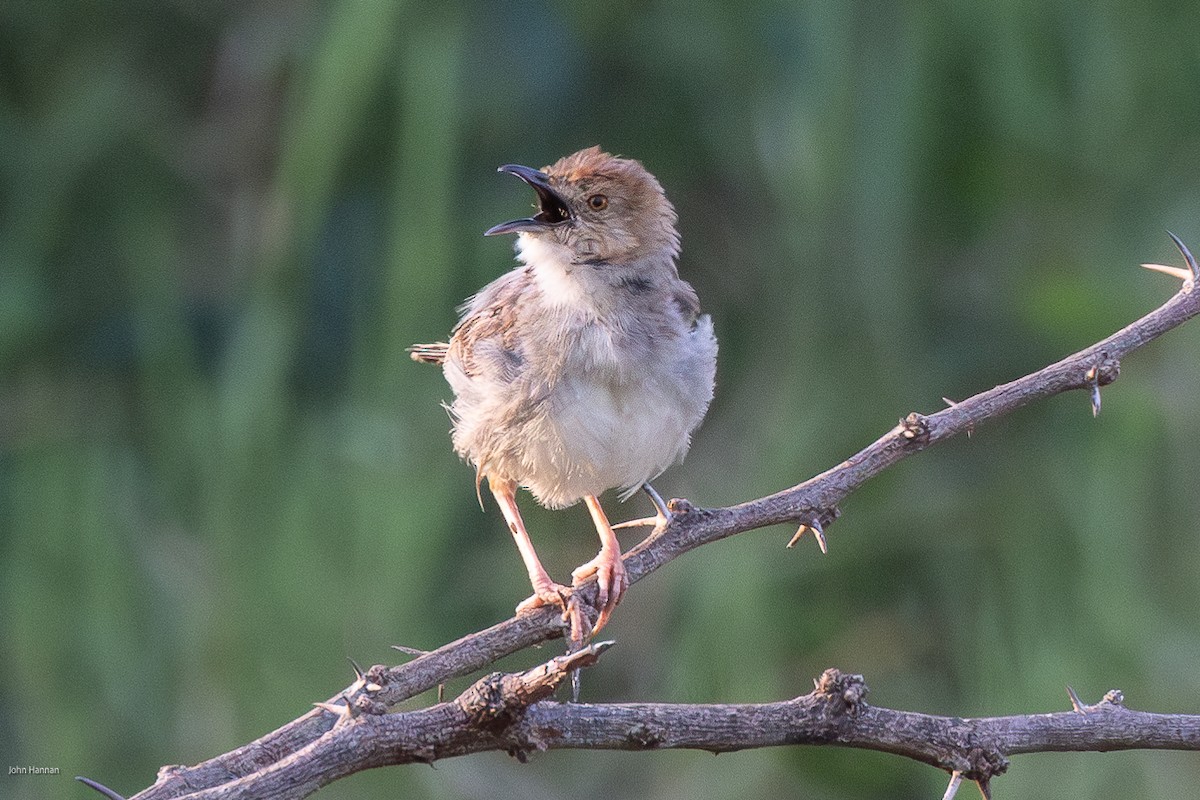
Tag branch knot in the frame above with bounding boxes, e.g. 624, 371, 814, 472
1088, 356, 1120, 387
964, 746, 1009, 783
626, 722, 666, 748
814, 668, 868, 716
899, 413, 931, 447
458, 672, 527, 731
456, 643, 612, 733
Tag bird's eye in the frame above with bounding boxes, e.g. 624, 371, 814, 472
587, 194, 608, 210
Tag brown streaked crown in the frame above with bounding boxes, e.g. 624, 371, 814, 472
494, 147, 681, 267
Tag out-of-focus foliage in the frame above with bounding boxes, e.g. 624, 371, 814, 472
3, 3, 1200, 798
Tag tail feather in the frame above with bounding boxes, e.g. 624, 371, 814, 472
408, 342, 450, 365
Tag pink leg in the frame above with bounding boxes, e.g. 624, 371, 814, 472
572, 495, 629, 634
489, 477, 568, 612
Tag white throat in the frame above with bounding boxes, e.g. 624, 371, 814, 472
517, 234, 600, 311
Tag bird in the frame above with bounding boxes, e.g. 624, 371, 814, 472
410, 146, 717, 642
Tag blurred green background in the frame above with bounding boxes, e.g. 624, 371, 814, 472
4, 2, 1200, 798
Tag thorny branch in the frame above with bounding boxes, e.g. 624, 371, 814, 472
84, 238, 1200, 799
89, 658, 1200, 800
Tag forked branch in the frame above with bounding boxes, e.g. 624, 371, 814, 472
86, 237, 1200, 800
90, 654, 1200, 800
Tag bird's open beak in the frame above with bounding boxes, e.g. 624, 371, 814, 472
484, 164, 572, 236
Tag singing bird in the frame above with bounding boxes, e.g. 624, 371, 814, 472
411, 147, 717, 640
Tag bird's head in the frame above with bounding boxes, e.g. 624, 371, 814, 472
485, 146, 679, 267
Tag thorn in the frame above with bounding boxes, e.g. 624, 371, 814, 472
76, 777, 127, 800
810, 519, 828, 553
557, 641, 614, 696
595, 639, 616, 653
346, 658, 382, 693
391, 644, 429, 657
1066, 684, 1086, 714
314, 698, 356, 723
786, 525, 807, 548
975, 778, 992, 800
1141, 262, 1193, 281
943, 398, 975, 437
1086, 365, 1102, 417
942, 771, 964, 800
347, 658, 366, 692
786, 519, 827, 553
1167, 230, 1199, 278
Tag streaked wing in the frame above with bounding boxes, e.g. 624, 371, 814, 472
447, 271, 528, 382
407, 341, 450, 364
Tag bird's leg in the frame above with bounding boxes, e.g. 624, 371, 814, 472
572, 495, 629, 635
642, 482, 671, 523
489, 478, 577, 621
611, 482, 673, 531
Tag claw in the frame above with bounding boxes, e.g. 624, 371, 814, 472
517, 582, 592, 645
515, 581, 574, 616
564, 599, 589, 647
572, 495, 630, 637
572, 548, 627, 637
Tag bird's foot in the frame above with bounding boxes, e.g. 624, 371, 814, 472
572, 548, 628, 636
610, 509, 671, 531
516, 581, 590, 647
612, 483, 674, 532
515, 579, 572, 615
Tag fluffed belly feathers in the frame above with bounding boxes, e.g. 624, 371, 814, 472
445, 315, 716, 509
